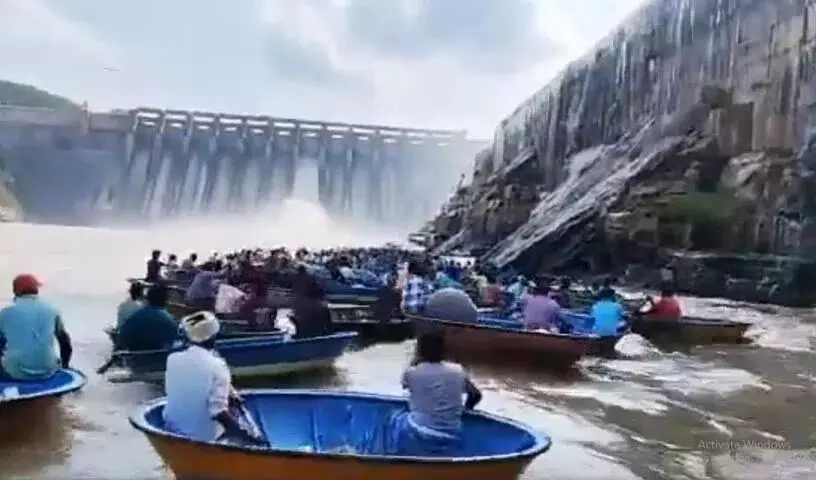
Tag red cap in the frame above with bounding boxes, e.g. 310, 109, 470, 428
12, 274, 41, 294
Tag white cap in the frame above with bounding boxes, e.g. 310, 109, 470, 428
180, 311, 221, 343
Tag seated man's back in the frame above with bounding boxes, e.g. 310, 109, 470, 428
117, 306, 178, 351
164, 345, 230, 442
402, 361, 468, 432
0, 296, 60, 379
591, 300, 624, 336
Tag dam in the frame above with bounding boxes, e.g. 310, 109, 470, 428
0, 105, 484, 225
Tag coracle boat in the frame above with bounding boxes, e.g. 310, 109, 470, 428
112, 332, 357, 382
407, 314, 594, 370
130, 389, 551, 480
629, 315, 752, 344
0, 368, 86, 407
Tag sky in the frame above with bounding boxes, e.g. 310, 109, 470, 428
0, 0, 646, 138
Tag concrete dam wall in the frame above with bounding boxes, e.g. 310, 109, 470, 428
0, 105, 484, 226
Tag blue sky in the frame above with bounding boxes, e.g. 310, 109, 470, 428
0, 0, 645, 137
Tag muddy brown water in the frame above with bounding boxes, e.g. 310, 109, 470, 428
0, 222, 814, 479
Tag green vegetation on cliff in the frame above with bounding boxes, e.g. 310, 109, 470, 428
661, 191, 750, 224
0, 80, 79, 110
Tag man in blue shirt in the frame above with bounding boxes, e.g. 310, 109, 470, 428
0, 274, 73, 380
116, 285, 179, 351
590, 287, 626, 336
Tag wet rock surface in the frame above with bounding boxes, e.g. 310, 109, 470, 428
424, 0, 816, 305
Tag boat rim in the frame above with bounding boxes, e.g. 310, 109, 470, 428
129, 388, 552, 464
406, 314, 604, 340
113, 331, 358, 357
0, 367, 87, 402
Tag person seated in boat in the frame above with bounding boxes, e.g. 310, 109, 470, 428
505, 275, 528, 302
382, 330, 482, 455
640, 286, 683, 322
424, 287, 478, 324
290, 280, 332, 339
0, 274, 73, 380
116, 285, 179, 352
145, 249, 163, 283
163, 254, 180, 280
434, 270, 462, 290
185, 262, 221, 311
181, 253, 198, 270
590, 287, 625, 336
443, 260, 462, 283
401, 261, 433, 314
550, 277, 574, 310
163, 312, 265, 445
292, 264, 323, 297
522, 282, 564, 333
480, 273, 505, 308
117, 282, 145, 329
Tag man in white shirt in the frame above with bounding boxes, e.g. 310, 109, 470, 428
162, 311, 264, 445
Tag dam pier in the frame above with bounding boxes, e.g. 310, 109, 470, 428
0, 105, 484, 225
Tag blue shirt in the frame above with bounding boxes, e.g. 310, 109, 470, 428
116, 299, 144, 329
591, 300, 624, 336
116, 306, 179, 351
401, 361, 471, 433
0, 295, 62, 379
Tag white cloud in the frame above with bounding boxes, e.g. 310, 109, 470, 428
0, 0, 646, 137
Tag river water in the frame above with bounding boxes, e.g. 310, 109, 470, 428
0, 200, 814, 480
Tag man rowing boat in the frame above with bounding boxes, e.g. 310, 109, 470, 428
0, 274, 73, 380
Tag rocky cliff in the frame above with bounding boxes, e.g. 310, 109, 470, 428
426, 0, 816, 305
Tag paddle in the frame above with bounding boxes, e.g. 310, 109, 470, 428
96, 353, 120, 375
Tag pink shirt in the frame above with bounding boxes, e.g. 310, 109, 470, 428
522, 294, 561, 330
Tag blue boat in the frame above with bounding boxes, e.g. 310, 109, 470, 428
130, 389, 550, 480
0, 368, 86, 405
115, 332, 357, 382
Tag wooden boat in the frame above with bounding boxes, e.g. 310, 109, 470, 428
0, 368, 86, 407
629, 314, 752, 344
129, 389, 551, 480
268, 286, 382, 305
476, 312, 624, 357
112, 332, 357, 382
407, 315, 592, 370
329, 304, 414, 342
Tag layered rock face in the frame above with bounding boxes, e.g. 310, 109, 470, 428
427, 0, 816, 305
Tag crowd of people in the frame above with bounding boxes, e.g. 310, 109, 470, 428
0, 243, 684, 454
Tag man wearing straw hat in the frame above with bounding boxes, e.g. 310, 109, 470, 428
163, 311, 264, 445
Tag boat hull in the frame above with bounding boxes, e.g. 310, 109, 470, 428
0, 368, 86, 407
409, 315, 589, 369
329, 319, 414, 343
117, 333, 356, 382
143, 433, 535, 480
630, 316, 750, 344
104, 324, 283, 345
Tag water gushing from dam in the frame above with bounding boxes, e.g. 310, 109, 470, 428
0, 106, 485, 227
